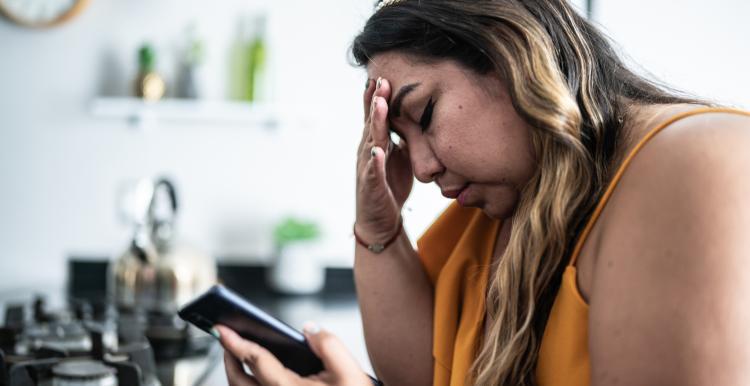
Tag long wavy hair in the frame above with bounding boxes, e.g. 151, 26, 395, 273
351, 1, 701, 385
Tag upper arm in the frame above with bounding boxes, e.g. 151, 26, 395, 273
589, 114, 750, 386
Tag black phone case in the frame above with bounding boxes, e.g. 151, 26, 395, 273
178, 285, 382, 385
178, 285, 324, 376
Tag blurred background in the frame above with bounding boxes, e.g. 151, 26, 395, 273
0, 0, 748, 385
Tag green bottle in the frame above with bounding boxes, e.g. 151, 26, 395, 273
229, 20, 249, 100
246, 15, 267, 102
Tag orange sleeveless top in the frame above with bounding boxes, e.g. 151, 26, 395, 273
416, 107, 750, 386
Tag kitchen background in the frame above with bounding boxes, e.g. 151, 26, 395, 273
1, 0, 749, 290
0, 0, 748, 384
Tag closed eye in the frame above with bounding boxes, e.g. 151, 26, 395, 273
419, 98, 435, 132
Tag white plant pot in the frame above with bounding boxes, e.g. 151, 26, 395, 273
267, 242, 325, 295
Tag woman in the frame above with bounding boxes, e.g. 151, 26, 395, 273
217, 0, 750, 385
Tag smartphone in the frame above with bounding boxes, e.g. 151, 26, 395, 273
178, 285, 382, 385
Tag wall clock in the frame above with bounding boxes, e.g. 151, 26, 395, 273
0, 0, 90, 28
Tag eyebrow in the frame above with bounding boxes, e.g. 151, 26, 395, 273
389, 82, 421, 118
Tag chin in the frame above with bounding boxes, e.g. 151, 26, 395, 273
480, 205, 515, 220
478, 190, 520, 220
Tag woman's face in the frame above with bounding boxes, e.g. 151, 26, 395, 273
367, 52, 536, 220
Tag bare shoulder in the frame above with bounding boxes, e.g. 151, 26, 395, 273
588, 109, 750, 385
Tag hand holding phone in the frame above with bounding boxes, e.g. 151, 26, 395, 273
216, 323, 374, 386
178, 285, 381, 385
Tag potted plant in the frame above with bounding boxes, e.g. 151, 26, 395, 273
267, 217, 324, 295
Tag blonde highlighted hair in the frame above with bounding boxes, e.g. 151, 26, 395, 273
352, 1, 700, 384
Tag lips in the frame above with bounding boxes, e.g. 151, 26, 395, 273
441, 184, 469, 200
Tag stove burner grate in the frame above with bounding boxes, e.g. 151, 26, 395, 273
52, 359, 117, 386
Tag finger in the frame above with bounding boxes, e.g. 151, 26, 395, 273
368, 77, 392, 125
224, 351, 260, 386
365, 77, 391, 129
373, 77, 392, 104
357, 97, 382, 167
363, 78, 375, 122
359, 78, 377, 155
364, 146, 388, 190
370, 96, 391, 150
358, 98, 374, 152
215, 325, 299, 386
303, 323, 363, 379
364, 76, 392, 120
360, 77, 393, 153
372, 78, 393, 145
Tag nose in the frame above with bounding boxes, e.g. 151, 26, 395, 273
409, 141, 444, 183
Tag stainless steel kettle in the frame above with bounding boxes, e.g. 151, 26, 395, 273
111, 178, 217, 315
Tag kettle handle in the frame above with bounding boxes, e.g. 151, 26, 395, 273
127, 177, 179, 262
148, 178, 178, 221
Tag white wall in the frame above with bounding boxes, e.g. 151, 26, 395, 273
594, 0, 750, 107
0, 0, 452, 290
1, 0, 748, 290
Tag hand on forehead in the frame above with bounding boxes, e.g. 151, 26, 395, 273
366, 52, 494, 104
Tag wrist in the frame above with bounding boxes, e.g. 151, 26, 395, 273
353, 217, 403, 253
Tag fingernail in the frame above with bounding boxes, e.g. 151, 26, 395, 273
365, 78, 371, 90
210, 327, 221, 340
370, 146, 379, 158
376, 77, 382, 90
303, 321, 320, 335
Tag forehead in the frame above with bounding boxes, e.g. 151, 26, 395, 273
367, 53, 460, 88
367, 52, 427, 79
366, 52, 492, 98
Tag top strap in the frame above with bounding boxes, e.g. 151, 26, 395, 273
568, 107, 750, 267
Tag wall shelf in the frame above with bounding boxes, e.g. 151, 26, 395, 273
89, 97, 279, 129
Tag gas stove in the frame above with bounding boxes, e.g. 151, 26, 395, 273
1, 259, 366, 386
0, 260, 223, 386
0, 296, 163, 386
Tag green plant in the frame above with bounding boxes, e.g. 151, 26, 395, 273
138, 44, 156, 73
273, 217, 320, 248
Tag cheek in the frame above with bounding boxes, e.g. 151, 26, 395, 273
430, 109, 476, 163
433, 116, 496, 161
433, 122, 534, 183
432, 132, 486, 175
